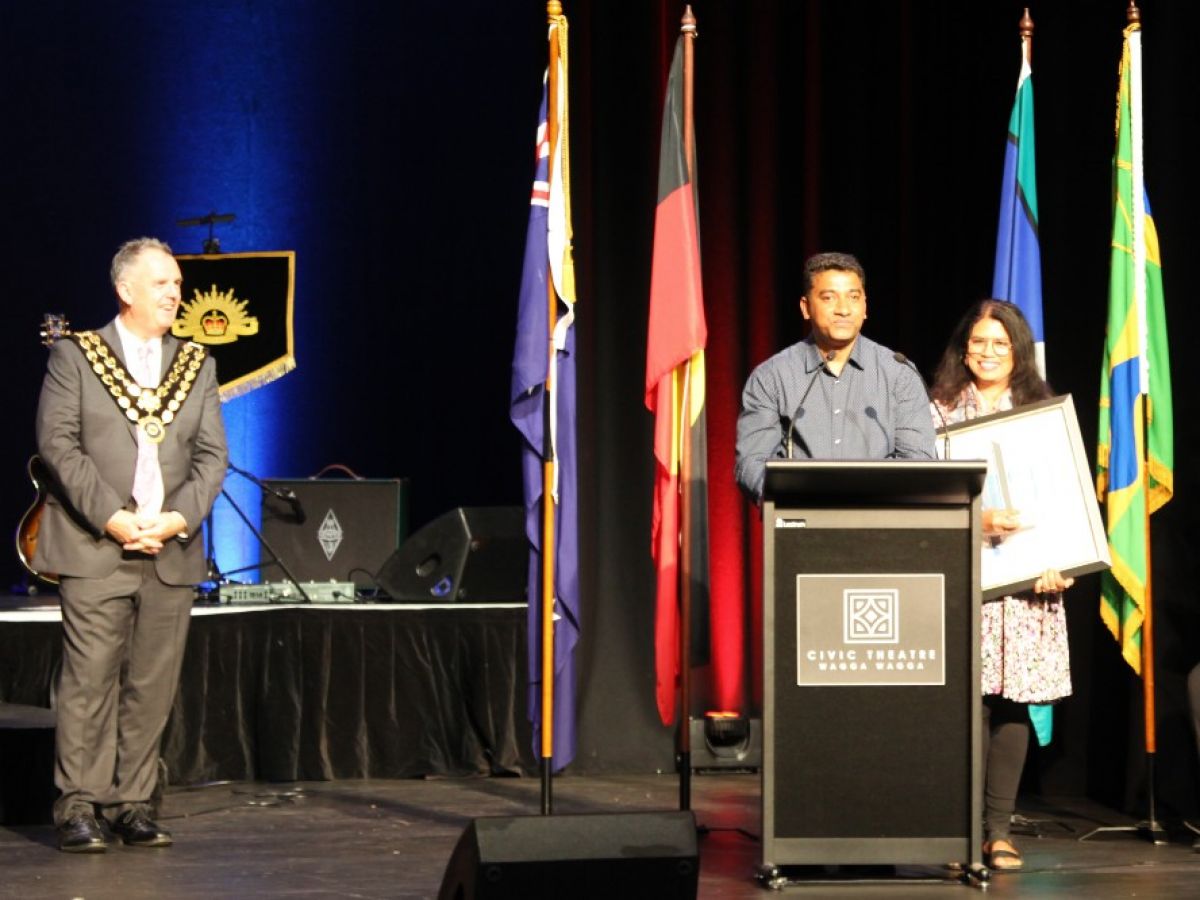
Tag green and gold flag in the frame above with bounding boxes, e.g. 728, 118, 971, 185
1096, 24, 1174, 674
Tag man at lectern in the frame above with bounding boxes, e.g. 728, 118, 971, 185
735, 251, 936, 501
34, 237, 227, 852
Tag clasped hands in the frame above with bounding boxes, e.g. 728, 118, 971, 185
983, 507, 1074, 595
105, 509, 188, 554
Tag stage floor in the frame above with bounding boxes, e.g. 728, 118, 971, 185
2, 773, 1199, 898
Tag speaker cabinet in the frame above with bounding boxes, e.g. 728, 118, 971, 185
377, 507, 526, 603
437, 811, 699, 900
261, 478, 408, 590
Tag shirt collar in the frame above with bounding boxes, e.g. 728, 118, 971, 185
113, 315, 163, 353
844, 335, 867, 370
803, 335, 865, 372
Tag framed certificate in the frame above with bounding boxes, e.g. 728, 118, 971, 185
937, 394, 1111, 600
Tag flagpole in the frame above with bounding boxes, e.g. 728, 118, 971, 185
1081, 0, 1167, 845
540, 0, 563, 817
1127, 0, 1165, 843
676, 3, 698, 815
1138, 402, 1165, 838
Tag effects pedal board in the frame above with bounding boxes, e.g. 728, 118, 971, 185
218, 580, 358, 605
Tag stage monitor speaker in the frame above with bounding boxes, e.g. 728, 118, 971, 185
437, 811, 699, 900
376, 506, 525, 603
261, 478, 408, 590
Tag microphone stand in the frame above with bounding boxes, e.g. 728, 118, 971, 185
894, 351, 950, 459
212, 462, 313, 603
786, 355, 828, 459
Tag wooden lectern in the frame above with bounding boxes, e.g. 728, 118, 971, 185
759, 459, 987, 879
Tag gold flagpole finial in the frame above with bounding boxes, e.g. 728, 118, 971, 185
1019, 8, 1034, 40
547, 1, 562, 19
1127, 1, 1141, 25
1019, 8, 1034, 64
682, 4, 697, 36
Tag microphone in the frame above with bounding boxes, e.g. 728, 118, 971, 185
265, 484, 306, 524
863, 406, 890, 450
283, 489, 306, 524
784, 357, 830, 458
893, 351, 949, 459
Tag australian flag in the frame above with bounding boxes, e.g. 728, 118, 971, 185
509, 76, 578, 772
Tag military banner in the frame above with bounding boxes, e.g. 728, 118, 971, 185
174, 251, 296, 400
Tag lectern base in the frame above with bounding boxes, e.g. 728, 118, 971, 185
756, 861, 990, 891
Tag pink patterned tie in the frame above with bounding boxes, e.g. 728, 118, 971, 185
131, 343, 164, 516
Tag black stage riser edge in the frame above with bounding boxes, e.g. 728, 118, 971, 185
437, 811, 700, 900
0, 720, 56, 826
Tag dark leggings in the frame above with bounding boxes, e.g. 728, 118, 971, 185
982, 695, 1030, 842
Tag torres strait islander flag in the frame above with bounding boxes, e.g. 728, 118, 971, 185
992, 33, 1045, 378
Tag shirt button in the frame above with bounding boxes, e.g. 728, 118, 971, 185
834, 409, 841, 415
834, 439, 841, 445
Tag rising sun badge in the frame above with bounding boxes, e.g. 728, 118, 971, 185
172, 285, 260, 345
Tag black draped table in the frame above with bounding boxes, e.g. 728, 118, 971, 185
0, 601, 535, 786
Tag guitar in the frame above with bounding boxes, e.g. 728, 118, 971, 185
16, 313, 71, 585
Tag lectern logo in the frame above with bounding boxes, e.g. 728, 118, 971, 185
796, 574, 944, 686
318, 509, 343, 561
843, 589, 899, 644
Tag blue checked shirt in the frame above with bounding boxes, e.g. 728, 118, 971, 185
735, 334, 937, 501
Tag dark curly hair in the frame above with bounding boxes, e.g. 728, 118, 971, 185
930, 299, 1052, 407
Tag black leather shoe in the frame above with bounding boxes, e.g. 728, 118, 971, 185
110, 809, 173, 847
58, 812, 107, 853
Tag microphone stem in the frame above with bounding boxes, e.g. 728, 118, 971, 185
787, 361, 826, 460
893, 351, 947, 457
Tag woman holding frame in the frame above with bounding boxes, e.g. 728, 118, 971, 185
930, 299, 1075, 871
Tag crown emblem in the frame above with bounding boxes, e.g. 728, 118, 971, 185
202, 310, 229, 336
172, 285, 259, 345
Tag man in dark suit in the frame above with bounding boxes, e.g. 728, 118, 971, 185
34, 237, 227, 852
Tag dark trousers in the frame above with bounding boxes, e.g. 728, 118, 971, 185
982, 695, 1030, 842
1189, 663, 1200, 787
53, 557, 192, 825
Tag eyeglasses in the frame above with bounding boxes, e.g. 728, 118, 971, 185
967, 338, 1011, 356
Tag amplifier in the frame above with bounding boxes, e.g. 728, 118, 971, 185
261, 478, 409, 589
219, 581, 358, 605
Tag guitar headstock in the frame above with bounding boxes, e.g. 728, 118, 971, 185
40, 313, 71, 347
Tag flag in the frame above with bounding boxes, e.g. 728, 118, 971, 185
992, 29, 1045, 377
1096, 24, 1174, 674
992, 22, 1055, 744
645, 36, 709, 726
510, 15, 578, 770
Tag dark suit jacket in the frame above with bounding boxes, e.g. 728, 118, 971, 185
33, 320, 227, 585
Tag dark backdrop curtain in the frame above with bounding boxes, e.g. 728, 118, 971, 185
569, 0, 1200, 819
1, 0, 1196, 815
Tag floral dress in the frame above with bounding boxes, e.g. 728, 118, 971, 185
932, 385, 1072, 703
